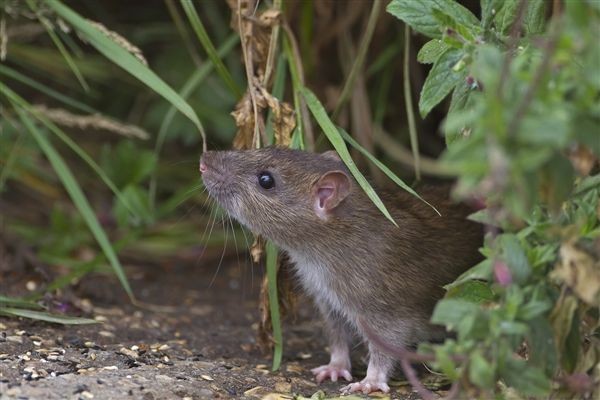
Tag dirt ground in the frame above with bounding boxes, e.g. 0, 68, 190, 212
0, 252, 435, 400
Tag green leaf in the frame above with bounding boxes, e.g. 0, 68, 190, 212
0, 296, 43, 310
301, 87, 398, 226
528, 317, 558, 376
431, 299, 479, 328
417, 39, 450, 64
469, 350, 495, 388
0, 65, 96, 114
524, 0, 547, 35
1, 86, 140, 220
495, 0, 520, 35
501, 359, 551, 397
10, 102, 134, 300
266, 241, 282, 371
446, 280, 494, 303
46, 0, 206, 144
0, 307, 98, 325
419, 48, 463, 117
445, 259, 492, 289
500, 234, 531, 284
387, 0, 479, 39
180, 0, 243, 99
481, 0, 504, 30
337, 127, 440, 215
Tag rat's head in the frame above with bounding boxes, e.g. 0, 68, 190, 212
200, 147, 354, 245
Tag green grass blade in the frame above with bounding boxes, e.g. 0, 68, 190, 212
180, 0, 243, 99
301, 87, 398, 226
404, 25, 421, 180
266, 241, 283, 371
2, 85, 138, 218
46, 0, 207, 147
283, 35, 305, 150
332, 0, 382, 119
0, 65, 96, 114
11, 102, 134, 300
337, 127, 441, 216
154, 34, 239, 157
0, 296, 44, 310
38, 13, 90, 91
0, 307, 98, 325
149, 34, 239, 209
265, 54, 288, 145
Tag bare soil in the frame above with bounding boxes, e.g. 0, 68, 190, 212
0, 254, 430, 400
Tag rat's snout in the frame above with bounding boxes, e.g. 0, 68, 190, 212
199, 151, 215, 174
199, 159, 207, 173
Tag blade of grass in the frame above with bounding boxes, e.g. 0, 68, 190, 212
0, 296, 44, 310
180, 0, 243, 99
47, 0, 207, 150
10, 101, 134, 301
337, 127, 441, 216
283, 34, 305, 150
404, 24, 421, 180
301, 87, 398, 226
332, 0, 382, 119
2, 85, 139, 219
265, 54, 288, 145
39, 15, 90, 91
0, 308, 98, 324
27, 0, 89, 91
0, 115, 24, 192
0, 65, 97, 114
149, 34, 239, 209
266, 241, 283, 371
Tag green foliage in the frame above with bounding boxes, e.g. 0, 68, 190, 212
389, 0, 599, 397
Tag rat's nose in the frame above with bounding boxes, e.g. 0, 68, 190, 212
199, 160, 207, 173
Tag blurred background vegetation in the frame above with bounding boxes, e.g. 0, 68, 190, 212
1, 0, 598, 398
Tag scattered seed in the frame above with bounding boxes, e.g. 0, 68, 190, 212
98, 331, 114, 338
7, 336, 23, 344
200, 375, 214, 381
26, 281, 37, 291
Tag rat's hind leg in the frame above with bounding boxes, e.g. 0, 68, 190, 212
341, 342, 393, 394
311, 307, 354, 383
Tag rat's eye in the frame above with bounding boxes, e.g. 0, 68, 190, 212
258, 172, 275, 189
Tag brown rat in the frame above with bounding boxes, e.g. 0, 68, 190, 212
200, 147, 482, 394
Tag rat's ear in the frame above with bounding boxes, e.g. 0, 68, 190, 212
312, 171, 350, 220
321, 150, 341, 161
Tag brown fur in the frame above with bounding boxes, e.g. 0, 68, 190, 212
201, 147, 483, 385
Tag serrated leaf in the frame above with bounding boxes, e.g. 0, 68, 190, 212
419, 48, 463, 117
445, 259, 492, 289
524, 0, 547, 35
494, 0, 520, 35
446, 280, 494, 303
387, 0, 479, 39
417, 39, 450, 64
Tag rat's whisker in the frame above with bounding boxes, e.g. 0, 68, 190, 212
208, 211, 229, 288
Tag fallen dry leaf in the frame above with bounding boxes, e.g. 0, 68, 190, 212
551, 242, 600, 305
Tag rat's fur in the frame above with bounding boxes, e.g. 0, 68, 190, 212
201, 147, 482, 393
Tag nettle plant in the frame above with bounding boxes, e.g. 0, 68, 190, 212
389, 0, 599, 398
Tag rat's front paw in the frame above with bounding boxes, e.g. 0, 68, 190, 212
311, 363, 353, 383
341, 378, 390, 395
